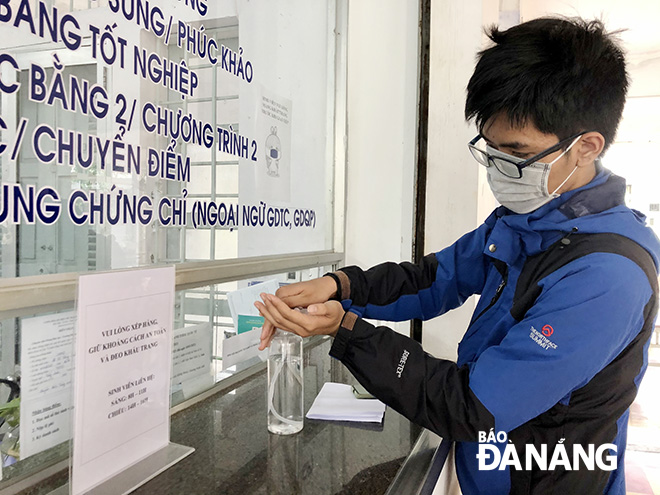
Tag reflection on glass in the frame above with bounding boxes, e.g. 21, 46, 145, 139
172, 265, 331, 393
1, 4, 336, 280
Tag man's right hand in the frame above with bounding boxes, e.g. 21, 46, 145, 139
258, 275, 339, 349
276, 275, 338, 308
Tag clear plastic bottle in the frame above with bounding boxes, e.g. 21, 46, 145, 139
267, 328, 304, 435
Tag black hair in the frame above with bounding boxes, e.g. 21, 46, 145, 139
465, 17, 628, 152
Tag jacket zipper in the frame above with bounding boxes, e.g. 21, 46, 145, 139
466, 228, 575, 330
468, 267, 509, 328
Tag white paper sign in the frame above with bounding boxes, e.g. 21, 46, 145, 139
171, 323, 213, 398
255, 85, 293, 203
227, 279, 279, 329
19, 312, 75, 459
221, 328, 265, 370
72, 267, 175, 495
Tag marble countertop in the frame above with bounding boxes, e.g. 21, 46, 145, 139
8, 338, 423, 495
133, 338, 422, 495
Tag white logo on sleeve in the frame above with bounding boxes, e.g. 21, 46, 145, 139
529, 325, 558, 350
396, 350, 409, 378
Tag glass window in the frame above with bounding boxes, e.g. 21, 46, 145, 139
0, 0, 346, 490
0, 0, 340, 279
0, 264, 336, 487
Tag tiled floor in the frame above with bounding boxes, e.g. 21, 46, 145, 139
627, 451, 660, 495
626, 345, 660, 495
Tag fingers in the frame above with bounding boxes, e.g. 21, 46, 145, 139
275, 284, 303, 301
255, 300, 278, 332
264, 293, 311, 326
254, 294, 337, 349
274, 277, 337, 308
258, 331, 275, 351
255, 296, 308, 336
306, 303, 328, 316
255, 294, 345, 341
277, 291, 309, 309
259, 319, 276, 350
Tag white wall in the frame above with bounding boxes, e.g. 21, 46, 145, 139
343, 1, 501, 349
422, 1, 499, 361
344, 0, 419, 333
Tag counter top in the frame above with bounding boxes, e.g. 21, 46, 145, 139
7, 337, 425, 495
133, 337, 421, 495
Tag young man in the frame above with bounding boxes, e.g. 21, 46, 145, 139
255, 17, 659, 494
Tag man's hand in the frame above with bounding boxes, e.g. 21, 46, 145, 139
257, 276, 339, 349
275, 276, 338, 308
255, 293, 344, 350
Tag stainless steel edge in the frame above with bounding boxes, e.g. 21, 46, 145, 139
385, 429, 444, 495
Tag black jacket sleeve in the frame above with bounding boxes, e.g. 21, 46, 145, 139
330, 313, 494, 442
324, 221, 494, 317
326, 253, 440, 307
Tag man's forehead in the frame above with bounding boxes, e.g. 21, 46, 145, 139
482, 115, 558, 149
482, 136, 530, 150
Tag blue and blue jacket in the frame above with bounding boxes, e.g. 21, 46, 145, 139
328, 166, 660, 494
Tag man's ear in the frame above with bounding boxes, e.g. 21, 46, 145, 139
574, 131, 605, 165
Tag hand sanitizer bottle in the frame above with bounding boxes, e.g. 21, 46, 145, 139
267, 329, 303, 434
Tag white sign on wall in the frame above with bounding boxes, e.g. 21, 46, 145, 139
171, 323, 213, 399
254, 85, 293, 203
72, 267, 176, 495
19, 312, 75, 459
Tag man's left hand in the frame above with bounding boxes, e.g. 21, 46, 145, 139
255, 294, 345, 348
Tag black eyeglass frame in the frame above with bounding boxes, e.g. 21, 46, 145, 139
468, 130, 589, 179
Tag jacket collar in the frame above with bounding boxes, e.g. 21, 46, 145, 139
486, 162, 629, 261
558, 171, 626, 219
496, 160, 623, 221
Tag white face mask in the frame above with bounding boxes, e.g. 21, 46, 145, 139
486, 137, 581, 214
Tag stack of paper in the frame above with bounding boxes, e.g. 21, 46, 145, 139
306, 382, 386, 423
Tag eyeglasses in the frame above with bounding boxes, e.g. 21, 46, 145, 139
468, 131, 587, 179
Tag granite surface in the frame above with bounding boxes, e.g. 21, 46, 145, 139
133, 339, 421, 495
6, 339, 421, 495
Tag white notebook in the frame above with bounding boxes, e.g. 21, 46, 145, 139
306, 382, 386, 423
